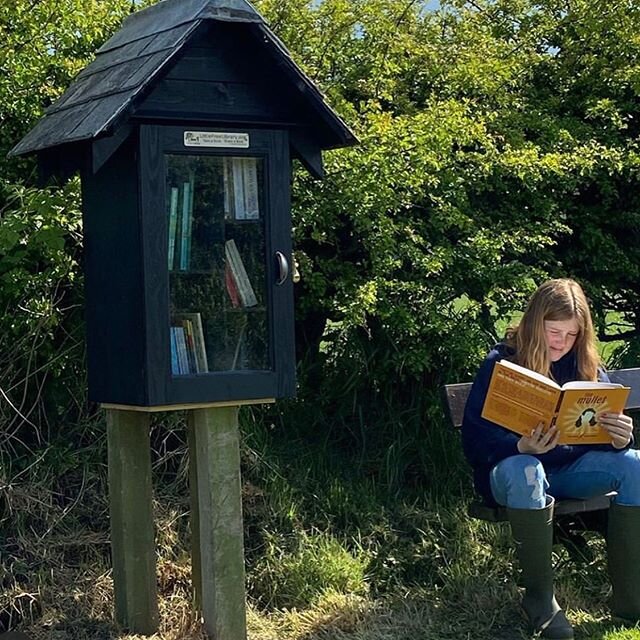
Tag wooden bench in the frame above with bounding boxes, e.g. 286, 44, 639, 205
443, 368, 640, 546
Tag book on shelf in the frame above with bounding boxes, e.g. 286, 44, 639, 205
223, 159, 232, 220
168, 187, 179, 269
481, 359, 631, 445
173, 186, 183, 270
167, 176, 195, 272
224, 158, 260, 221
183, 318, 198, 373
232, 159, 246, 220
241, 158, 259, 220
179, 179, 194, 270
173, 312, 209, 373
224, 263, 241, 308
224, 239, 258, 307
171, 325, 190, 375
170, 326, 180, 375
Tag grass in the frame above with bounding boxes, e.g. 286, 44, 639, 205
2, 402, 640, 640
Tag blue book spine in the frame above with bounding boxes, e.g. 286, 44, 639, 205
180, 181, 191, 270
170, 327, 180, 375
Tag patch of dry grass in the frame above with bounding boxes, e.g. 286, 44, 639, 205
5, 487, 631, 640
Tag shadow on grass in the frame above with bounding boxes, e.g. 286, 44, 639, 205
22, 617, 118, 640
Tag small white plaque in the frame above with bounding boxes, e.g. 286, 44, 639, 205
184, 131, 250, 148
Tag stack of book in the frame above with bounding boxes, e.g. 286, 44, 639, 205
170, 312, 209, 375
223, 157, 260, 221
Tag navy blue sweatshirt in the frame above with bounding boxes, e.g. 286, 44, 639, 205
461, 343, 620, 505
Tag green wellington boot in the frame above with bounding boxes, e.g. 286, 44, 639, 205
507, 499, 574, 639
607, 502, 640, 621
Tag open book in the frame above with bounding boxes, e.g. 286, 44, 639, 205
481, 359, 630, 445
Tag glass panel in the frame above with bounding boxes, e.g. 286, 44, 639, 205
166, 154, 269, 375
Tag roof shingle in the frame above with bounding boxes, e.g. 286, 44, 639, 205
11, 0, 356, 158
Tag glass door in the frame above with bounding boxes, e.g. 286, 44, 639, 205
165, 154, 270, 375
139, 125, 294, 405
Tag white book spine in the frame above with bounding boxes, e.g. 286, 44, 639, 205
243, 158, 259, 219
232, 158, 246, 220
191, 313, 209, 372
223, 158, 232, 220
224, 239, 257, 307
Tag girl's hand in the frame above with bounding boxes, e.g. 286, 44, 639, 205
599, 412, 634, 449
517, 422, 559, 454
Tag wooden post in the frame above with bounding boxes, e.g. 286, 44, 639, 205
106, 409, 159, 635
188, 406, 247, 640
187, 418, 203, 616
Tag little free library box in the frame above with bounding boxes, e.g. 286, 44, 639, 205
11, 3, 357, 637
11, 0, 357, 410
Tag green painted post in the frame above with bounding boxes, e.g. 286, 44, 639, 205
106, 409, 159, 635
188, 406, 247, 640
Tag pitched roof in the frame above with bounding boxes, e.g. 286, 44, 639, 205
10, 0, 356, 157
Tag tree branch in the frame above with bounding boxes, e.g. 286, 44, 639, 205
598, 328, 640, 342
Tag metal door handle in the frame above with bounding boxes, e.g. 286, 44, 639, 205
275, 251, 289, 285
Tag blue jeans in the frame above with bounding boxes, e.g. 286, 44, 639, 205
490, 449, 640, 509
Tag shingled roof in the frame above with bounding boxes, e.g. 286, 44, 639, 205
10, 0, 357, 157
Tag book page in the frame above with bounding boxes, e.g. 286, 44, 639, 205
561, 381, 624, 390
555, 386, 630, 445
481, 360, 561, 436
498, 359, 562, 389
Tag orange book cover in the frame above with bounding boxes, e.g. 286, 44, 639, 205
481, 360, 630, 445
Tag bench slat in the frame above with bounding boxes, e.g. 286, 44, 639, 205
468, 492, 615, 522
609, 368, 640, 408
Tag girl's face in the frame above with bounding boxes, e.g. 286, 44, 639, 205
544, 318, 580, 362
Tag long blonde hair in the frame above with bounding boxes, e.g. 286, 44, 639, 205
506, 279, 600, 381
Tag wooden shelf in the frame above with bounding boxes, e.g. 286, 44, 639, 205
225, 306, 265, 313
170, 269, 218, 275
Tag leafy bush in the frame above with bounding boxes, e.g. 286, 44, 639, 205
0, 181, 85, 466
252, 0, 640, 433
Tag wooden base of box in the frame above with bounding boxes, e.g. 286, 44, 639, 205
101, 398, 275, 412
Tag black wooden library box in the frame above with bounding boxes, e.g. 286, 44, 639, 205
11, 0, 356, 408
